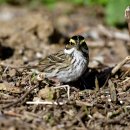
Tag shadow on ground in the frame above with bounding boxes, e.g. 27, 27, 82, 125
0, 44, 14, 60
69, 67, 113, 90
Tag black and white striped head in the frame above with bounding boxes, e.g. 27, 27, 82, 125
65, 35, 89, 58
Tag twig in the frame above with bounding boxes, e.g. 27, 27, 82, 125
95, 77, 99, 92
108, 79, 117, 102
70, 111, 86, 127
0, 63, 21, 69
111, 56, 130, 75
101, 74, 110, 89
2, 110, 22, 117
106, 113, 128, 125
54, 85, 70, 100
26, 100, 66, 105
0, 99, 15, 103
0, 85, 38, 109
75, 115, 86, 130
76, 100, 93, 107
125, 6, 130, 35
2, 65, 9, 75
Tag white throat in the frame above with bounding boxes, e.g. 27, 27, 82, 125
64, 48, 84, 59
64, 48, 75, 55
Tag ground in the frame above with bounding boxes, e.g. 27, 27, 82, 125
0, 3, 130, 130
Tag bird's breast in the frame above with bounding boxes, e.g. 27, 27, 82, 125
57, 49, 88, 83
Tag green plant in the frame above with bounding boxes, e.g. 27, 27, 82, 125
0, 0, 8, 4
106, 0, 130, 26
41, 0, 56, 9
86, 0, 108, 6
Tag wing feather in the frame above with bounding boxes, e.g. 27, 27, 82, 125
37, 51, 71, 72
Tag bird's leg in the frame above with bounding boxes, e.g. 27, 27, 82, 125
36, 73, 70, 99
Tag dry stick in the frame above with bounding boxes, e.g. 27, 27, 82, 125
110, 7, 130, 75
76, 100, 93, 107
108, 79, 117, 102
26, 100, 65, 105
75, 115, 86, 130
0, 62, 24, 69
0, 85, 38, 109
110, 7, 130, 76
104, 112, 128, 125
111, 56, 130, 75
125, 6, 130, 35
71, 112, 86, 127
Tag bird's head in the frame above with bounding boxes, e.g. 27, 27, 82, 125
65, 35, 89, 58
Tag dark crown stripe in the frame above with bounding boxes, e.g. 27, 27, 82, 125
71, 35, 84, 41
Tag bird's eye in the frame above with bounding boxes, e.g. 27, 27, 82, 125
70, 42, 74, 45
69, 39, 76, 46
70, 41, 76, 46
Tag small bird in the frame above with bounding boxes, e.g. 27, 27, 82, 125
36, 35, 89, 83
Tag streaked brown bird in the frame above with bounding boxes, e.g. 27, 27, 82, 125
36, 35, 89, 83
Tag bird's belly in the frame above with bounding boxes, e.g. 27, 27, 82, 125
56, 59, 87, 83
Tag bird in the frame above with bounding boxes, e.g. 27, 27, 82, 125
35, 35, 89, 83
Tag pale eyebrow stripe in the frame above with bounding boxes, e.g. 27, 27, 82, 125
80, 39, 85, 44
69, 39, 76, 44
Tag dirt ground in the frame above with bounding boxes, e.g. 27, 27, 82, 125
0, 3, 130, 130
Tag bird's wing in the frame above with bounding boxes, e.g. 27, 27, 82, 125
37, 51, 71, 72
